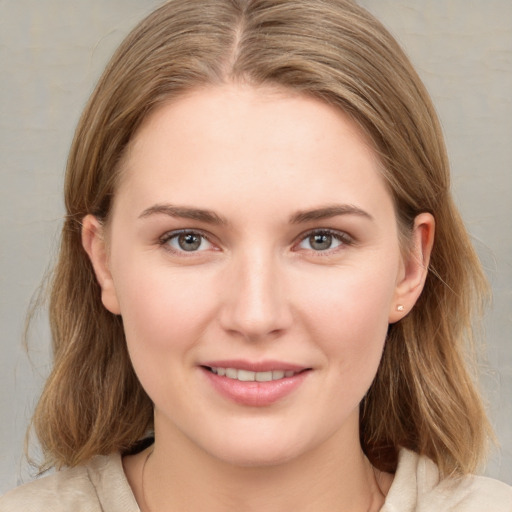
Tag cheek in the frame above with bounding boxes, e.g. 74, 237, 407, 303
296, 262, 396, 371
111, 264, 218, 406
110, 253, 217, 358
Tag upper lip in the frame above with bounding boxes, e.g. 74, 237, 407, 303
200, 359, 309, 372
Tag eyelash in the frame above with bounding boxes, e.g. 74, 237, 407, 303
294, 228, 354, 255
159, 229, 216, 255
158, 228, 354, 255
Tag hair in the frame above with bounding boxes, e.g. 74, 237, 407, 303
30, 0, 491, 477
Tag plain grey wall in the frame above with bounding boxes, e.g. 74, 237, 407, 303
1, 0, 511, 492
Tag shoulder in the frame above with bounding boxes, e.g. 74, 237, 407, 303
0, 463, 97, 512
382, 448, 512, 512
0, 453, 139, 512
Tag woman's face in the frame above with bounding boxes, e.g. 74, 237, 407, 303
84, 84, 430, 466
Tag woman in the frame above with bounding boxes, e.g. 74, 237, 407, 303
2, 0, 511, 510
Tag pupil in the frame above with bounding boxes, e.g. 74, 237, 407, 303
310, 233, 332, 250
178, 233, 201, 251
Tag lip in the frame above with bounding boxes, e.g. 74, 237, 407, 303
201, 359, 307, 372
200, 360, 311, 407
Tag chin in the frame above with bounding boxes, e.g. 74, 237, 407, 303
215, 446, 300, 468
202, 430, 311, 469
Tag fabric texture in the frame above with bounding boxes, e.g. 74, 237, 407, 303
1, 448, 511, 511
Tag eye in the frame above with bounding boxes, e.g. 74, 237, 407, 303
297, 230, 352, 252
161, 230, 214, 253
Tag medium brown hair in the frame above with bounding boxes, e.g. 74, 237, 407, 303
31, 0, 491, 476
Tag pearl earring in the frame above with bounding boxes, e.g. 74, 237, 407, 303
397, 305, 405, 311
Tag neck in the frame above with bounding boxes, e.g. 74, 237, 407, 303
127, 417, 387, 512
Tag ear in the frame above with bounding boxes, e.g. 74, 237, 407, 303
389, 212, 435, 323
81, 214, 121, 315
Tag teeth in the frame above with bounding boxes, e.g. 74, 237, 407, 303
237, 369, 255, 381
226, 368, 238, 379
256, 371, 272, 382
210, 367, 298, 382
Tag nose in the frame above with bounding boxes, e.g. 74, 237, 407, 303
218, 250, 293, 342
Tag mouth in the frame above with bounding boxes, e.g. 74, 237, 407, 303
200, 361, 312, 406
203, 366, 306, 382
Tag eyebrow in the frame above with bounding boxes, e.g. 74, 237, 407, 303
138, 203, 372, 225
289, 205, 373, 224
138, 204, 228, 225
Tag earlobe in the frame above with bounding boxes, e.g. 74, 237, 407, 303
389, 212, 435, 323
81, 214, 121, 315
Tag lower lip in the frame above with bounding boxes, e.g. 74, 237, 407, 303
201, 368, 310, 407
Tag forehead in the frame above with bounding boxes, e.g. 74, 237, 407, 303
113, 84, 392, 222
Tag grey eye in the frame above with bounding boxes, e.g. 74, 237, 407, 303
164, 231, 213, 252
309, 233, 334, 251
297, 230, 347, 252
177, 233, 202, 251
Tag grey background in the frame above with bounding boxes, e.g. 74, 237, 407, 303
1, 0, 511, 492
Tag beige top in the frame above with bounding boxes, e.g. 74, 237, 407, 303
1, 448, 511, 511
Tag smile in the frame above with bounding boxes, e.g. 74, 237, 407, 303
208, 367, 298, 382
201, 361, 311, 406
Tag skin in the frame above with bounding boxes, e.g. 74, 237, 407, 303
83, 83, 434, 511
